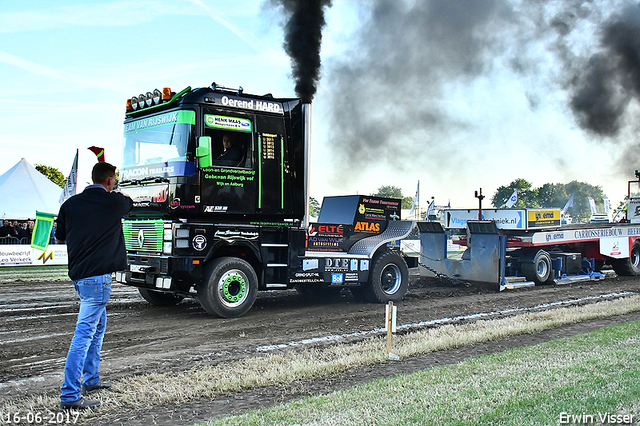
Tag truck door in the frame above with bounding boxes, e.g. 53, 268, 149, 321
255, 115, 288, 215
199, 113, 257, 215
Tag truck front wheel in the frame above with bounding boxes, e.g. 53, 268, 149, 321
138, 288, 184, 306
353, 250, 409, 303
198, 257, 258, 318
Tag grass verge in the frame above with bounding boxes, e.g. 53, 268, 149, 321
204, 319, 640, 426
1, 295, 639, 424
0, 265, 69, 283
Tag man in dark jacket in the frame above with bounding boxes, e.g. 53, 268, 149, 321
56, 162, 132, 410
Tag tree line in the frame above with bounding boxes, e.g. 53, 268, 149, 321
491, 178, 608, 223
368, 181, 610, 223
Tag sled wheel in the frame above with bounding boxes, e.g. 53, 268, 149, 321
198, 257, 258, 318
138, 288, 184, 306
522, 250, 553, 285
354, 250, 409, 303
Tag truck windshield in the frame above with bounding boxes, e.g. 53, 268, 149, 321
122, 110, 195, 168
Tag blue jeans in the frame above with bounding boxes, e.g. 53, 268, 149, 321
60, 274, 111, 403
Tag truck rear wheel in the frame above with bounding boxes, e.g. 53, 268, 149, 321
198, 257, 258, 318
611, 241, 640, 276
138, 288, 184, 306
521, 250, 553, 285
353, 250, 409, 303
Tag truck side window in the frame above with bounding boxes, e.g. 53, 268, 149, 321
207, 130, 251, 168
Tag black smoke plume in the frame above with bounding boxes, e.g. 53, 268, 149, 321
325, 0, 513, 169
269, 0, 332, 102
568, 3, 640, 137
320, 0, 640, 186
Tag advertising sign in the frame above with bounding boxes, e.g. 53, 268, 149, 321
306, 224, 345, 252
445, 209, 562, 230
527, 209, 561, 229
444, 209, 526, 230
204, 115, 252, 132
0, 244, 68, 267
628, 197, 640, 223
599, 237, 629, 259
530, 226, 640, 245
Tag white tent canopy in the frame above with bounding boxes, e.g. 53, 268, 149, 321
0, 158, 62, 220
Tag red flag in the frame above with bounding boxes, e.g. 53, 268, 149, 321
88, 146, 105, 162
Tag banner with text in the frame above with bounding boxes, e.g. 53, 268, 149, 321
0, 245, 68, 267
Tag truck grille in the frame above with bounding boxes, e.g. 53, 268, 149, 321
123, 220, 164, 253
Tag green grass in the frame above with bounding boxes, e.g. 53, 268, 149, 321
0, 265, 69, 283
203, 320, 640, 426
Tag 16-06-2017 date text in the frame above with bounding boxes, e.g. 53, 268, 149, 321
2, 410, 79, 424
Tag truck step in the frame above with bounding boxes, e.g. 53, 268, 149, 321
265, 283, 288, 289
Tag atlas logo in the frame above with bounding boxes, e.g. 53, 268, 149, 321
354, 221, 380, 233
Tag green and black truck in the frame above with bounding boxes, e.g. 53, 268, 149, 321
115, 83, 415, 318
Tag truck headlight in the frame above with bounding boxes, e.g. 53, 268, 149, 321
175, 239, 189, 249
163, 242, 172, 254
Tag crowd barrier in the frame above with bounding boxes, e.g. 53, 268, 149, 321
0, 236, 32, 245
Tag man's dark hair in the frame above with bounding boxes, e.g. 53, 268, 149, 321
91, 162, 117, 184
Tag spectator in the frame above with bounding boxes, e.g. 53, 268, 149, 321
51, 221, 58, 244
5, 221, 19, 239
56, 162, 133, 410
17, 222, 30, 241
0, 220, 10, 237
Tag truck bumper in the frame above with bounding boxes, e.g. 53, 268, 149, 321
116, 254, 203, 293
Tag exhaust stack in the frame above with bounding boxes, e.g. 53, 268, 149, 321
302, 102, 311, 229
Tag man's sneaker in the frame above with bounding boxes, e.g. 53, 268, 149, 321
81, 381, 112, 395
59, 398, 100, 411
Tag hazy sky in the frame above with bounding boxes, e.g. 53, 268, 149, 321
1, 0, 638, 211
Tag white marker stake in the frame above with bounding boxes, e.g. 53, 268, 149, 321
385, 301, 399, 360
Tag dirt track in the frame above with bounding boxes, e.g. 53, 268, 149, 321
1, 271, 639, 424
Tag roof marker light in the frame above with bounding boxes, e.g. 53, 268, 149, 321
162, 87, 172, 100
137, 94, 146, 109
130, 96, 138, 110
145, 92, 153, 107
152, 89, 162, 105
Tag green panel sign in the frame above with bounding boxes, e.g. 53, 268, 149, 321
204, 115, 252, 132
124, 110, 195, 134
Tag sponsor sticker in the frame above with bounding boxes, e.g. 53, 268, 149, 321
192, 235, 207, 251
